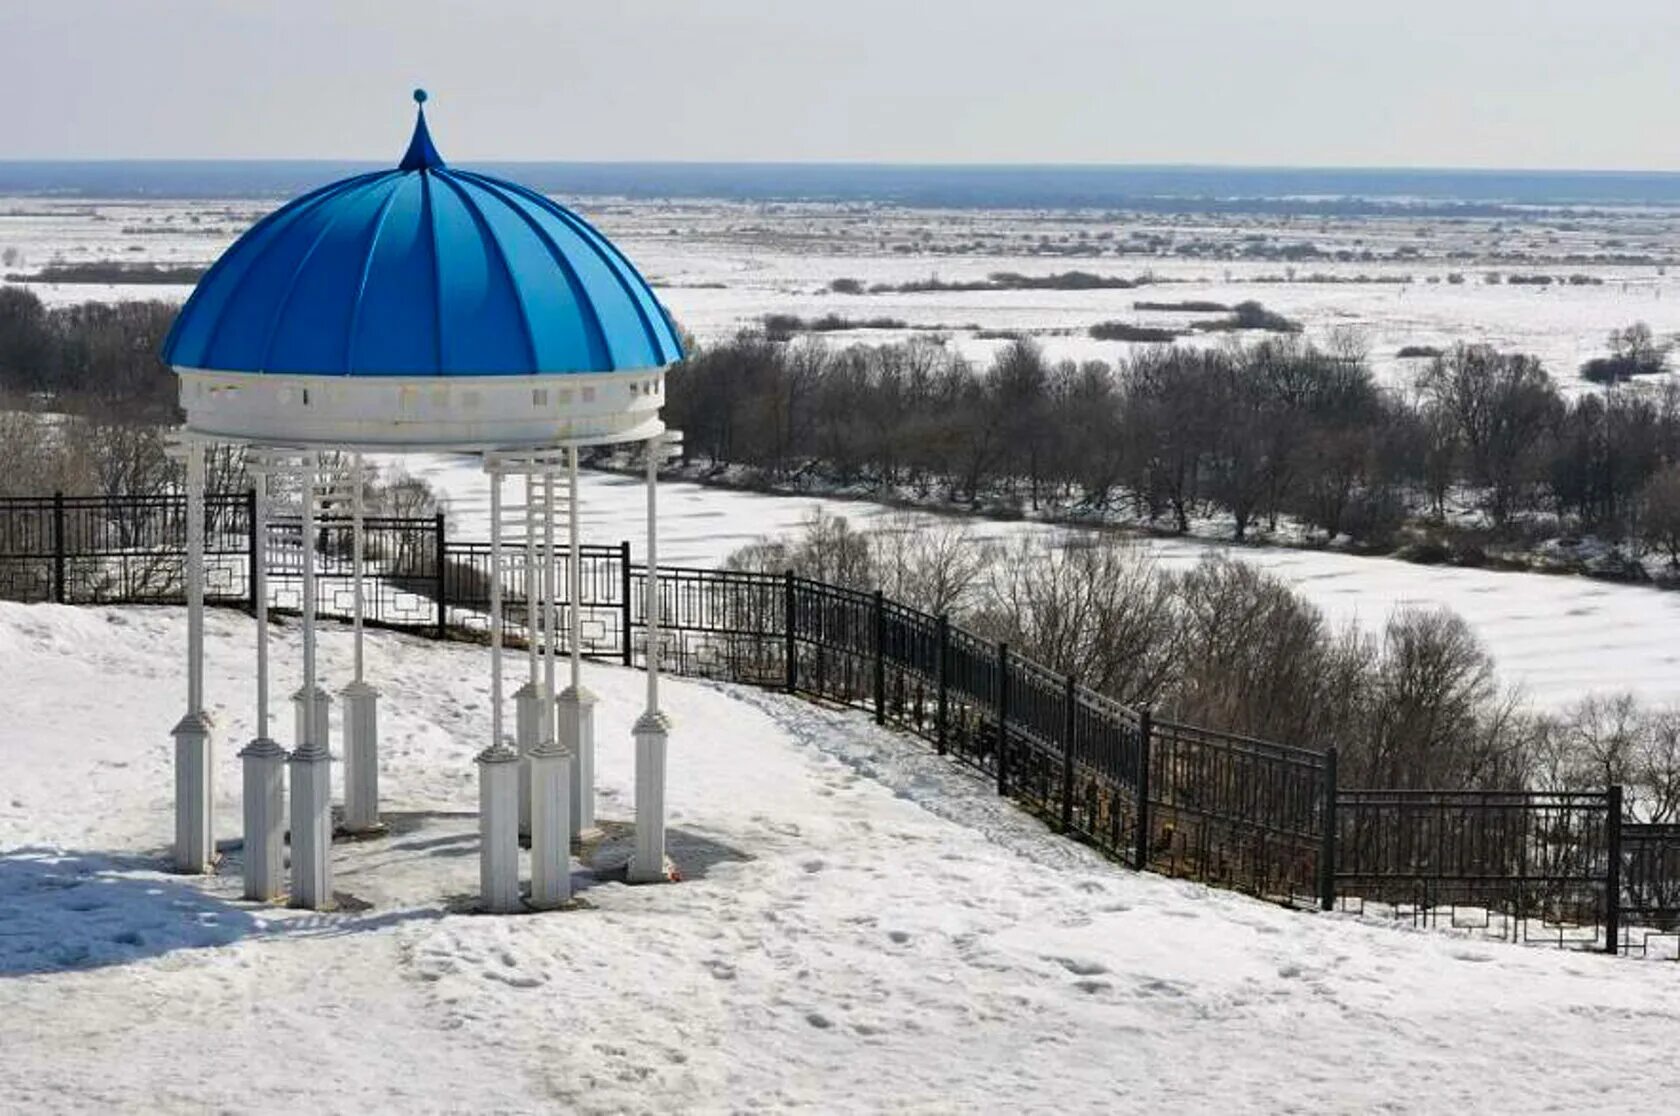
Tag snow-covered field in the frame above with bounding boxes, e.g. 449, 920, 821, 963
393, 452, 1680, 712
8, 195, 1680, 393
3, 602, 1680, 1112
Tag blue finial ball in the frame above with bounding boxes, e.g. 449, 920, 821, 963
413, 88, 428, 105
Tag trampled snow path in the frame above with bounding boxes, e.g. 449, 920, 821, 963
2, 603, 1679, 1113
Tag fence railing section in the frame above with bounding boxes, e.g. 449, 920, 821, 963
1334, 789, 1619, 950
0, 491, 1661, 956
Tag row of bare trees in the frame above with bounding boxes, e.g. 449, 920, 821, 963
731, 512, 1680, 812
668, 330, 1680, 560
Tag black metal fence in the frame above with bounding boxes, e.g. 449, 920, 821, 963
1, 491, 1665, 956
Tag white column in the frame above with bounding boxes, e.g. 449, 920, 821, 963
290, 457, 333, 909
531, 462, 574, 908
478, 467, 521, 913
342, 450, 382, 834
559, 445, 598, 839
515, 471, 544, 836
173, 439, 214, 874
240, 467, 285, 900
629, 436, 673, 884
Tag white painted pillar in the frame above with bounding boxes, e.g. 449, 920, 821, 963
629, 437, 673, 884
560, 445, 598, 838
531, 464, 573, 909
515, 472, 545, 837
290, 458, 333, 909
478, 468, 521, 913
240, 467, 285, 900
173, 439, 215, 874
341, 450, 382, 834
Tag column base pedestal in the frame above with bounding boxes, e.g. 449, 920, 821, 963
477, 746, 522, 914
172, 711, 215, 875
528, 746, 573, 909
630, 710, 672, 886
340, 680, 381, 834
239, 737, 287, 902
289, 747, 334, 910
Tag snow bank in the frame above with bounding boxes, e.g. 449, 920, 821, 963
2, 603, 1679, 1111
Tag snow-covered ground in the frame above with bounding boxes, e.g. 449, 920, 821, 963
9, 605, 1680, 1109
3, 602, 1680, 1112
392, 452, 1680, 712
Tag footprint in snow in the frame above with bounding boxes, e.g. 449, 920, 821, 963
887, 930, 912, 945
1047, 955, 1109, 977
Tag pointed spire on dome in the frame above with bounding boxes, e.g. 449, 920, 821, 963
399, 89, 444, 171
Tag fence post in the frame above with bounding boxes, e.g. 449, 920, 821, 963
1060, 674, 1077, 834
935, 614, 949, 756
784, 571, 797, 693
433, 512, 447, 640
1606, 783, 1623, 956
1134, 706, 1153, 871
620, 540, 633, 667
245, 488, 259, 615
995, 642, 1009, 796
873, 589, 886, 725
1319, 746, 1339, 912
51, 491, 66, 604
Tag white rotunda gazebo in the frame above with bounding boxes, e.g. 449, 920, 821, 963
161, 91, 684, 912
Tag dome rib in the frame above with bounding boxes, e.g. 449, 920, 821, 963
194, 172, 386, 366
433, 169, 540, 371
420, 170, 445, 373
256, 173, 394, 373
456, 170, 613, 368
344, 174, 408, 374
458, 170, 671, 366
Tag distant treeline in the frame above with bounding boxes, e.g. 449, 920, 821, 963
0, 287, 177, 420
832, 270, 1149, 295
7, 262, 208, 285
666, 327, 1680, 564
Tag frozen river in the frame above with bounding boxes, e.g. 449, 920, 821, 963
393, 452, 1680, 713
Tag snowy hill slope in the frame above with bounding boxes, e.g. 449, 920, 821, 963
2, 603, 1679, 1113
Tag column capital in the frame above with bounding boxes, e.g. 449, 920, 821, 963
557, 684, 598, 706
476, 743, 521, 765
633, 710, 673, 736
172, 710, 214, 738
340, 679, 380, 700
238, 736, 287, 760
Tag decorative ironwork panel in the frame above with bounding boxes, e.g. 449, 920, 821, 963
632, 566, 783, 686
942, 624, 1000, 774
1620, 824, 1680, 957
1067, 688, 1145, 861
1148, 719, 1325, 904
879, 599, 940, 741
789, 579, 875, 711
1337, 790, 1611, 949
1001, 652, 1069, 821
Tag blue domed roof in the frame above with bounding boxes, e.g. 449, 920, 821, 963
163, 93, 683, 377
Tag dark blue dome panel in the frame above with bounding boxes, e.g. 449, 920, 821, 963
162, 104, 683, 377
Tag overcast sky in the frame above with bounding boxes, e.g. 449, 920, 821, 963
5, 1, 1677, 169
